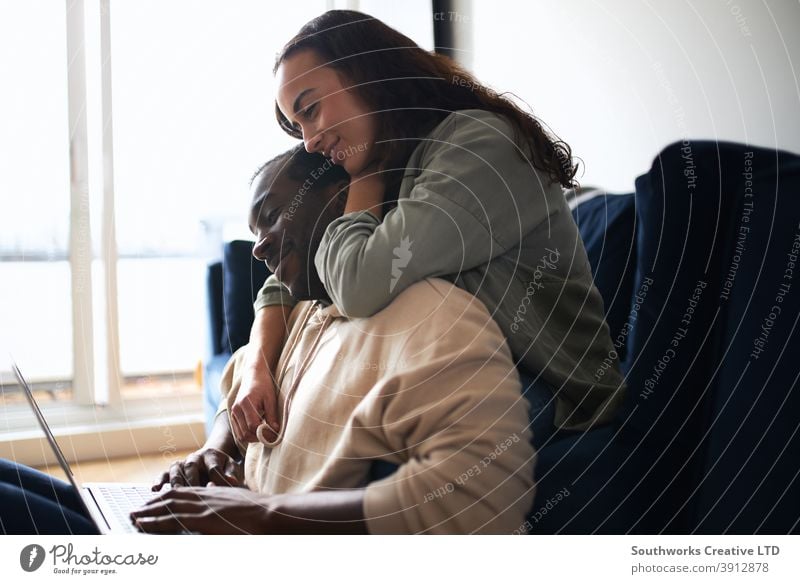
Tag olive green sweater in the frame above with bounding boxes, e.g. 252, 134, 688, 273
254, 109, 626, 430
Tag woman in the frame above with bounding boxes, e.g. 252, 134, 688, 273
231, 10, 626, 447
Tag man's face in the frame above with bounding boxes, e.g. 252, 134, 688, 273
249, 166, 345, 301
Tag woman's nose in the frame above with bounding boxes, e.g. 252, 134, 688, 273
304, 131, 324, 154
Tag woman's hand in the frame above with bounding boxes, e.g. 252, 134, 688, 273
229, 304, 292, 444
229, 362, 280, 444
131, 486, 271, 534
153, 447, 243, 490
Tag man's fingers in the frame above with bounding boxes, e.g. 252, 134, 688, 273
207, 464, 240, 487
168, 461, 188, 488
204, 449, 243, 487
131, 491, 215, 534
181, 459, 202, 486
152, 471, 169, 492
225, 458, 244, 485
131, 498, 199, 519
132, 487, 205, 521
134, 513, 197, 534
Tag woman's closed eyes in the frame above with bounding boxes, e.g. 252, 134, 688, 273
302, 102, 318, 120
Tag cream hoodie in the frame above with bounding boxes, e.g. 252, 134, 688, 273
218, 278, 536, 534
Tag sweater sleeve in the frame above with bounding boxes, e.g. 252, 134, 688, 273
357, 282, 536, 534
314, 110, 557, 318
253, 274, 298, 313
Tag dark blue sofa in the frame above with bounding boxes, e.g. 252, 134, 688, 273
204, 140, 800, 534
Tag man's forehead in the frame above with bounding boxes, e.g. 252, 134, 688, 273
253, 167, 289, 199
249, 175, 277, 220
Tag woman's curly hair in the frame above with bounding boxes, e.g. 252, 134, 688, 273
274, 9, 579, 196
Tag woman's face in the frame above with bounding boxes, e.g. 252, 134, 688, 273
275, 49, 378, 177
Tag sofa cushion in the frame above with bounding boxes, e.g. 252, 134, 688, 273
571, 192, 637, 362
526, 427, 646, 533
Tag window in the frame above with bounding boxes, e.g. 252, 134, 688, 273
110, 1, 320, 389
0, 0, 326, 420
0, 1, 72, 405
0, 1, 433, 442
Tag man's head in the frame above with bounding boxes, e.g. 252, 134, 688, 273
249, 144, 349, 301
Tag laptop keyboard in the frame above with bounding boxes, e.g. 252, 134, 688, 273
95, 485, 155, 533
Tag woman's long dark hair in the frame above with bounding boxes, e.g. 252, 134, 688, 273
274, 10, 578, 199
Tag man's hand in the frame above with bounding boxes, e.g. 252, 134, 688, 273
131, 486, 271, 534
229, 363, 280, 444
153, 447, 243, 490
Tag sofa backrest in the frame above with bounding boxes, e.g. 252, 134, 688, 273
573, 140, 800, 532
690, 150, 800, 533
571, 191, 638, 363
208, 240, 271, 357
205, 261, 225, 358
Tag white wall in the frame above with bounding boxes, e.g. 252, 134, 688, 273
470, 0, 800, 191
357, 0, 435, 50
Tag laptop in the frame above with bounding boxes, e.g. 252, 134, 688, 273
10, 360, 163, 534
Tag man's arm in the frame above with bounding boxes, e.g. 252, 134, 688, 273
205, 406, 241, 460
263, 489, 367, 534
131, 487, 367, 534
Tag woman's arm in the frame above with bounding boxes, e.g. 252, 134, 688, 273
315, 111, 555, 318
229, 302, 293, 443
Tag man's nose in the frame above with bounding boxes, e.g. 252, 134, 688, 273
252, 233, 274, 261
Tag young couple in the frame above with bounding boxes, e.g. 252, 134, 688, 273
2, 10, 625, 534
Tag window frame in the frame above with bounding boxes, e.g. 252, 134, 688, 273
0, 0, 202, 461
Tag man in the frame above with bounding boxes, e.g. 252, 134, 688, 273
132, 146, 536, 534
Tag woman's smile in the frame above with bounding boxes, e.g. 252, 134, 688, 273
327, 138, 340, 161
